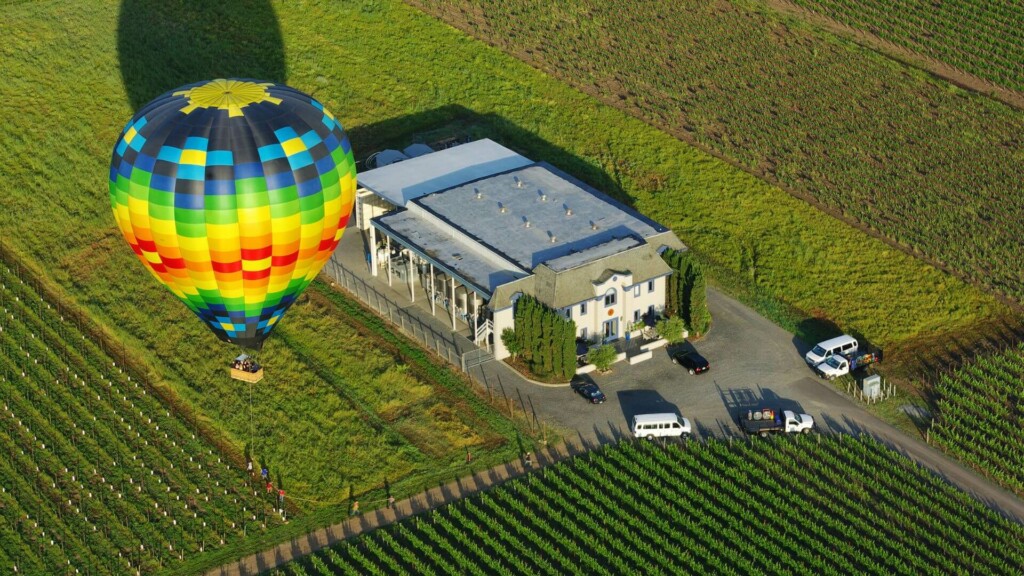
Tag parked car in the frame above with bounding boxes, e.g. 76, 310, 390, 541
805, 334, 858, 366
814, 350, 882, 380
632, 413, 692, 439
739, 407, 814, 437
570, 375, 606, 404
672, 351, 710, 375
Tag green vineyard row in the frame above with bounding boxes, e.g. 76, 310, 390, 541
0, 262, 280, 575
933, 344, 1024, 496
790, 0, 1024, 91
271, 436, 1024, 575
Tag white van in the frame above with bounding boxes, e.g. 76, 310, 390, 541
805, 334, 858, 366
632, 413, 692, 439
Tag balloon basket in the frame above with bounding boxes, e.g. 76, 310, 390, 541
231, 367, 263, 383
230, 354, 263, 383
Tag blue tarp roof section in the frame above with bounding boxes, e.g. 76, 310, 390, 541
403, 143, 434, 158
358, 139, 533, 207
374, 149, 409, 167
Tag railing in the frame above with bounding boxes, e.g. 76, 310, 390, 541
324, 253, 488, 373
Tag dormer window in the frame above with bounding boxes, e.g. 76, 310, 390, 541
604, 288, 617, 307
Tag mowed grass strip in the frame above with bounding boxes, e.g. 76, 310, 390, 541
408, 0, 1024, 305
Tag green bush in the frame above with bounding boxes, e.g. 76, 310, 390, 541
588, 345, 618, 372
656, 316, 687, 344
500, 327, 522, 359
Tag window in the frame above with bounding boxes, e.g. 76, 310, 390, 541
579, 302, 587, 315
604, 289, 617, 306
580, 327, 588, 341
634, 285, 641, 297
633, 310, 641, 322
648, 280, 655, 293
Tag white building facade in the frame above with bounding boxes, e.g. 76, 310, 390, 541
348, 139, 685, 360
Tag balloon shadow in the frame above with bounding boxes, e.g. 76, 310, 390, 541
117, 0, 287, 111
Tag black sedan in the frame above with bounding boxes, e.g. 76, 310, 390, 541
672, 351, 710, 375
570, 375, 606, 404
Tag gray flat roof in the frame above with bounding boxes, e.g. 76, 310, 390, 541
416, 164, 667, 270
358, 139, 533, 207
374, 210, 528, 296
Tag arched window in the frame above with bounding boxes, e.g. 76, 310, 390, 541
603, 288, 617, 307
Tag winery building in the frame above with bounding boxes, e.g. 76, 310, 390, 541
352, 139, 685, 360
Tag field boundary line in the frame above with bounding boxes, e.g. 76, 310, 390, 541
205, 440, 590, 576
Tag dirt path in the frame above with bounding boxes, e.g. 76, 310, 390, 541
204, 442, 587, 576
763, 0, 1024, 110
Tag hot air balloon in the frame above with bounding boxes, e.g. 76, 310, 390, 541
109, 78, 357, 351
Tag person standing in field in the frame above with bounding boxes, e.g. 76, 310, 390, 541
351, 499, 360, 516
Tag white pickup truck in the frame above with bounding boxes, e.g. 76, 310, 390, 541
739, 408, 815, 437
815, 351, 882, 380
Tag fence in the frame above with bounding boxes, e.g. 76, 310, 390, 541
324, 254, 492, 372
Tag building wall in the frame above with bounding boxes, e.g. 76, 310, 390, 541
566, 274, 666, 343
492, 305, 515, 360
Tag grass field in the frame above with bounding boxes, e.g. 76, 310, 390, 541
269, 436, 1024, 575
409, 0, 1024, 306
788, 0, 1024, 91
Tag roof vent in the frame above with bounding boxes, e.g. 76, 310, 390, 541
538, 190, 547, 202
474, 188, 483, 200
550, 234, 557, 243
499, 202, 508, 214
514, 177, 523, 189
590, 220, 599, 230
565, 207, 573, 216
524, 218, 531, 228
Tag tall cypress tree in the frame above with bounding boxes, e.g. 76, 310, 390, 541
551, 318, 564, 377
689, 263, 710, 336
530, 297, 544, 368
663, 249, 679, 317
562, 319, 577, 379
540, 312, 554, 375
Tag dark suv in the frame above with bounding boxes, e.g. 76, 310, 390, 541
570, 375, 607, 404
672, 351, 710, 375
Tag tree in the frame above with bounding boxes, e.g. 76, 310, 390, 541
501, 328, 522, 360
689, 265, 710, 336
656, 316, 686, 344
561, 321, 577, 379
551, 319, 564, 378
588, 345, 617, 372
539, 312, 554, 375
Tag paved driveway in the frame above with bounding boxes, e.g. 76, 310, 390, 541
494, 288, 1024, 522
516, 288, 843, 441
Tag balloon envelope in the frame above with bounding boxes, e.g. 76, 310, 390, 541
109, 79, 356, 349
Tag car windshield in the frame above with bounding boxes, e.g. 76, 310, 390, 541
825, 356, 843, 368
811, 345, 826, 356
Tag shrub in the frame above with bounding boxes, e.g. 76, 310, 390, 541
588, 345, 618, 372
656, 316, 687, 344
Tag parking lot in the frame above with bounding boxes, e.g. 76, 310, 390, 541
517, 288, 852, 442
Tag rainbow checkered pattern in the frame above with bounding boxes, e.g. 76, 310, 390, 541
109, 79, 356, 349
